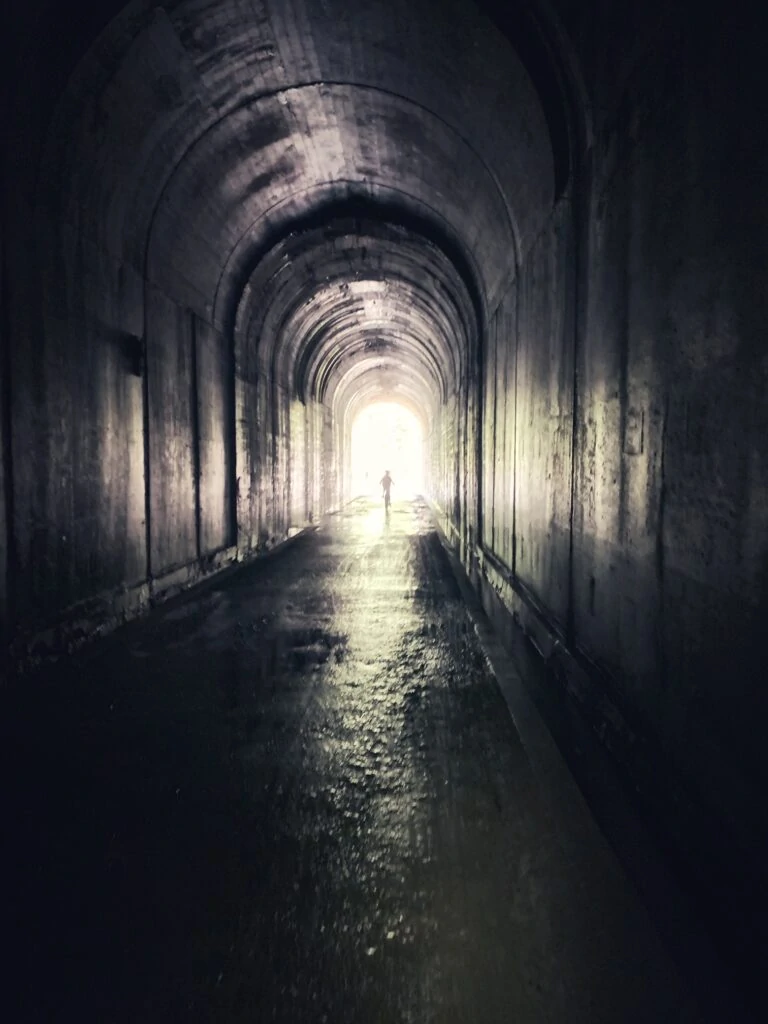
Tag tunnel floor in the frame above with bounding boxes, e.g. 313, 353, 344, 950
3, 499, 707, 1023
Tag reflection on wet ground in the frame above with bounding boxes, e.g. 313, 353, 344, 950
3, 499, 703, 1022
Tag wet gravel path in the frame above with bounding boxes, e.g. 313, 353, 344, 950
3, 500, 701, 1022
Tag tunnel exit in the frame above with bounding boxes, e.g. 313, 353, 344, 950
349, 401, 426, 500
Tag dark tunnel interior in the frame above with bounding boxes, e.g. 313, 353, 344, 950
3, 0, 768, 1020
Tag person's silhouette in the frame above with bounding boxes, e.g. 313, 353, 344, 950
380, 470, 393, 511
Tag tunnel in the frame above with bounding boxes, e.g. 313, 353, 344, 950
3, 0, 767, 1020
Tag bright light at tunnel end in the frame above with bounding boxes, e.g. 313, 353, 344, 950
350, 402, 425, 499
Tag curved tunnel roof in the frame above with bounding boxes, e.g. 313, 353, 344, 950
43, 0, 558, 421
235, 219, 476, 414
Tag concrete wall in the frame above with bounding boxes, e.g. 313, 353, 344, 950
481, 198, 575, 627
581, 7, 767, 778
0, 208, 10, 657
2, 3, 336, 664
4, 245, 317, 665
195, 317, 234, 555
234, 318, 326, 557
470, 0, 768, 972
430, 395, 463, 548
7, 210, 149, 650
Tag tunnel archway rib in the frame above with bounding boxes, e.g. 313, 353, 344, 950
144, 83, 521, 328
222, 194, 486, 361
232, 213, 475, 515
39, 0, 558, 334
335, 374, 436, 436
233, 217, 475, 403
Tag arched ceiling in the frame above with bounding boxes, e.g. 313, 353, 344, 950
235, 219, 476, 419
43, 0, 560, 424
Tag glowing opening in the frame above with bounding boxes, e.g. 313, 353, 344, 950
350, 401, 425, 499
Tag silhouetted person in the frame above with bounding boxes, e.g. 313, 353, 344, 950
380, 470, 393, 510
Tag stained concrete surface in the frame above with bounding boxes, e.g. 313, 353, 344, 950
7, 6, 768, 977
4, 499, 708, 1023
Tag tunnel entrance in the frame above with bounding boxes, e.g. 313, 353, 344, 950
349, 401, 425, 500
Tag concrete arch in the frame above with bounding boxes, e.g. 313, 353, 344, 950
234, 219, 474, 400
231, 212, 476, 528
35, 0, 557, 312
